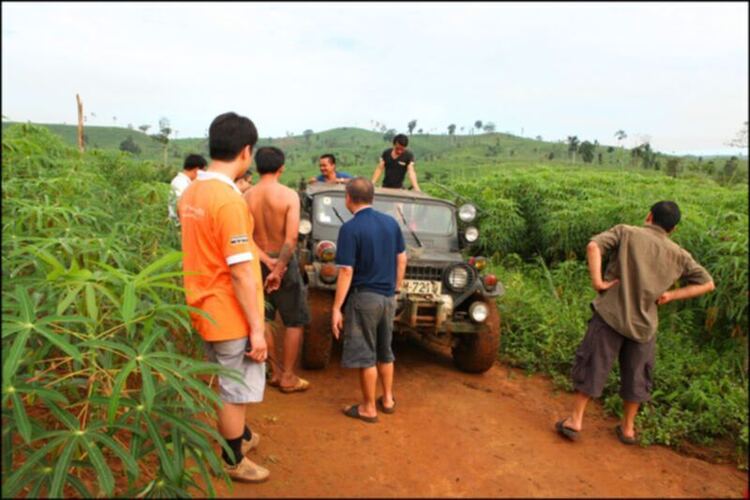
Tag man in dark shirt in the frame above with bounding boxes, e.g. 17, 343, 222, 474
332, 177, 408, 423
555, 201, 715, 445
372, 134, 421, 191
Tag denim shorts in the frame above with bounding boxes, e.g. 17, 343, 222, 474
204, 337, 266, 404
341, 290, 396, 368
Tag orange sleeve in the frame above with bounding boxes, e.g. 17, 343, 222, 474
216, 200, 254, 266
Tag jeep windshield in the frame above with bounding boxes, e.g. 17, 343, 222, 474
312, 194, 455, 236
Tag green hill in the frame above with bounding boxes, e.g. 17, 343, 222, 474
3, 121, 746, 184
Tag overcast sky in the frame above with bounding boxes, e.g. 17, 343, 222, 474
2, 2, 748, 155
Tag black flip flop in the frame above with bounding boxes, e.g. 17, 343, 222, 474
615, 425, 638, 445
555, 418, 579, 441
343, 404, 378, 423
376, 396, 396, 414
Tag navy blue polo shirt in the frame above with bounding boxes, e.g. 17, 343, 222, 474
335, 207, 406, 297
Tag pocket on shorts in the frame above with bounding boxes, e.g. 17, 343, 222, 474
353, 292, 383, 313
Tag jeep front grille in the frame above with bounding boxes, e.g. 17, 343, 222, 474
405, 265, 443, 281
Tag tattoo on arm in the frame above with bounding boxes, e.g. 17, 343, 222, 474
276, 242, 294, 270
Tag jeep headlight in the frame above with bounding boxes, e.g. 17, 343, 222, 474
464, 226, 479, 243
299, 219, 312, 235
458, 204, 477, 223
445, 263, 475, 292
469, 302, 489, 323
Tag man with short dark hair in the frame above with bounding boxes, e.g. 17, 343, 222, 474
308, 154, 353, 184
178, 112, 270, 483
169, 153, 207, 225
244, 146, 311, 393
236, 170, 253, 194
332, 177, 408, 423
555, 201, 715, 445
371, 134, 420, 191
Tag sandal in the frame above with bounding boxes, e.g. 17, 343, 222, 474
279, 377, 310, 394
615, 425, 638, 445
343, 404, 378, 423
555, 418, 580, 441
376, 396, 396, 414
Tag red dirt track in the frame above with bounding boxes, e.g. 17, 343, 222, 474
215, 339, 747, 498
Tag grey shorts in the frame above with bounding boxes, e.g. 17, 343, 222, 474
204, 338, 266, 404
261, 255, 311, 327
341, 290, 396, 368
571, 312, 656, 403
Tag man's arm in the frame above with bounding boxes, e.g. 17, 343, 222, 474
308, 176, 318, 184
372, 159, 385, 183
229, 261, 267, 362
657, 281, 715, 305
264, 190, 300, 292
395, 251, 407, 292
331, 266, 353, 339
586, 241, 619, 292
406, 162, 421, 192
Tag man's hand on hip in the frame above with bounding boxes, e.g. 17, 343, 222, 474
592, 278, 619, 292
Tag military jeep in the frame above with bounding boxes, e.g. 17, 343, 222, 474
295, 183, 504, 373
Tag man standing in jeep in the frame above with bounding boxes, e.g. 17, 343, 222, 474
244, 146, 311, 394
372, 134, 421, 192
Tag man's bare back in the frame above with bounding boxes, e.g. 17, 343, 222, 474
243, 179, 299, 256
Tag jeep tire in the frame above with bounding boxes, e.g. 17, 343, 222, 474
301, 289, 334, 369
451, 298, 501, 373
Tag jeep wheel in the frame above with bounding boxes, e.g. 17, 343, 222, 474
451, 299, 501, 373
301, 289, 334, 369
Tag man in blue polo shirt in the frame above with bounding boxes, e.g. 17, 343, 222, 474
308, 154, 353, 184
332, 177, 407, 423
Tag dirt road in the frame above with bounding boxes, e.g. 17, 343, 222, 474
217, 340, 747, 498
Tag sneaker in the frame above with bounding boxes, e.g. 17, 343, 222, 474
241, 432, 261, 455
224, 457, 270, 483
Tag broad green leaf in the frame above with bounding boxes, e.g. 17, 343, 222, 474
46, 401, 79, 430
56, 284, 85, 315
10, 391, 31, 443
121, 281, 136, 325
49, 437, 77, 497
85, 284, 98, 322
79, 338, 137, 358
29, 248, 65, 276
89, 431, 139, 476
107, 358, 136, 425
135, 251, 183, 282
2, 435, 68, 497
66, 473, 93, 498
140, 362, 155, 411
3, 328, 30, 381
187, 449, 217, 498
14, 286, 35, 323
86, 439, 115, 496
143, 412, 179, 482
33, 324, 82, 361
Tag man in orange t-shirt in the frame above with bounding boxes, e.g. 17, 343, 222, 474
178, 111, 269, 483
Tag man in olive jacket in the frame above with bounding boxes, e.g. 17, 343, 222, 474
556, 201, 715, 445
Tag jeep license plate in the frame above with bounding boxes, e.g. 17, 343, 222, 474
403, 280, 441, 295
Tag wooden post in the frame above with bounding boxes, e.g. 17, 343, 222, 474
76, 94, 84, 152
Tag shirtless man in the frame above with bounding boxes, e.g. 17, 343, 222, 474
244, 146, 311, 393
